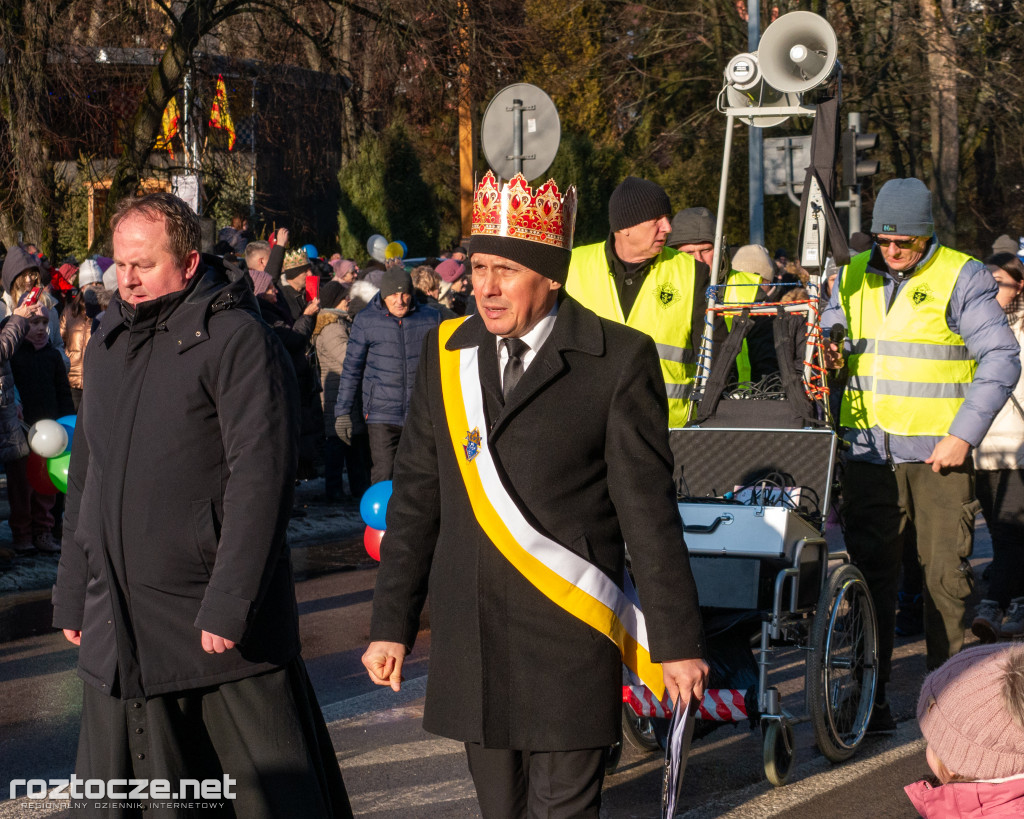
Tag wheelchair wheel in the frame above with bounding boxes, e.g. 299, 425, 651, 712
762, 719, 795, 786
806, 562, 878, 763
621, 704, 665, 752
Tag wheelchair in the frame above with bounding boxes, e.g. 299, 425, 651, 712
619, 289, 878, 787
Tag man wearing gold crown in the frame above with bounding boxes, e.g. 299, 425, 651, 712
566, 177, 711, 427
362, 171, 707, 816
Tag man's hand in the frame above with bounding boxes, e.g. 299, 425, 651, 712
335, 414, 353, 445
303, 297, 320, 316
63, 629, 81, 646
925, 434, 971, 473
201, 630, 236, 654
362, 641, 407, 691
662, 657, 710, 710
13, 302, 42, 320
275, 227, 289, 248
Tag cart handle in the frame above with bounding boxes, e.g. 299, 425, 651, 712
682, 513, 734, 534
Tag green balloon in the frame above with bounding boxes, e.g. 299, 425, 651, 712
47, 452, 71, 494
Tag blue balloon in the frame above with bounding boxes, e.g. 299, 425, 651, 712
359, 480, 393, 529
56, 414, 76, 453
303, 243, 319, 260
397, 240, 408, 255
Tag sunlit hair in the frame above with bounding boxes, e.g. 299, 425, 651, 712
110, 192, 200, 266
244, 240, 270, 269
411, 265, 440, 294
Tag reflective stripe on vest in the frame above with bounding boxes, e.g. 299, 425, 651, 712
839, 246, 977, 436
437, 318, 667, 701
567, 242, 696, 426
722, 269, 763, 383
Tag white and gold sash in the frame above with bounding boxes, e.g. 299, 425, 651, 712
438, 318, 666, 700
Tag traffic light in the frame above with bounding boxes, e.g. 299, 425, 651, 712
842, 128, 879, 186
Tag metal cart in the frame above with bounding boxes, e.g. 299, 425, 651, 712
620, 302, 879, 786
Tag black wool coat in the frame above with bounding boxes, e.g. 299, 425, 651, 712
52, 268, 302, 699
370, 295, 704, 751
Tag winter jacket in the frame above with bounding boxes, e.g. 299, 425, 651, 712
51, 267, 302, 699
10, 340, 74, 425
974, 316, 1024, 470
0, 315, 30, 462
278, 280, 309, 325
905, 774, 1024, 817
313, 308, 365, 437
60, 309, 92, 391
821, 238, 1020, 463
335, 293, 442, 426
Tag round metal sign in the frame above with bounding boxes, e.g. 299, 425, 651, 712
480, 83, 561, 181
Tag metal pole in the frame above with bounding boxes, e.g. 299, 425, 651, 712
696, 114, 736, 394
512, 99, 523, 176
249, 77, 256, 217
183, 69, 193, 172
847, 111, 862, 236
747, 4, 764, 245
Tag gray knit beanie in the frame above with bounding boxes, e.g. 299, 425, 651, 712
992, 234, 1020, 256
871, 178, 934, 237
608, 177, 672, 233
380, 267, 413, 299
917, 643, 1024, 781
668, 207, 716, 247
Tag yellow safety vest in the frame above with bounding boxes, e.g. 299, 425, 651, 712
566, 242, 696, 426
839, 246, 977, 436
722, 269, 763, 384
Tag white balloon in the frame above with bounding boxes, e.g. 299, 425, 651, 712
367, 234, 389, 264
28, 419, 69, 459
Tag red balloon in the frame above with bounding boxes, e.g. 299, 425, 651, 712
364, 525, 384, 561
26, 452, 57, 495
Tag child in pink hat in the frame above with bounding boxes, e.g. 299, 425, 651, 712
906, 643, 1024, 817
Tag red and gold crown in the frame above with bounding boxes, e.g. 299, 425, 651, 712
471, 171, 576, 251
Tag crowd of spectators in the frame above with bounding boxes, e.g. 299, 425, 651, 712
0, 223, 478, 569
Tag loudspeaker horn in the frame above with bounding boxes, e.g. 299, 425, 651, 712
723, 53, 801, 127
758, 11, 838, 94
725, 84, 801, 128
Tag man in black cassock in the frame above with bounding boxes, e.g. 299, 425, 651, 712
52, 192, 351, 818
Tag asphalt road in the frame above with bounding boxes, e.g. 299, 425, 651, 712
0, 523, 997, 817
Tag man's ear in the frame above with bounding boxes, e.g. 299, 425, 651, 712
183, 249, 201, 280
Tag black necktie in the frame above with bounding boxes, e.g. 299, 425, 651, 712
502, 337, 529, 402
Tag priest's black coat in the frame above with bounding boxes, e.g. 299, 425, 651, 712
51, 268, 302, 699
370, 294, 704, 750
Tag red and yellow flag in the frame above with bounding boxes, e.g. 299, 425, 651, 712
155, 96, 180, 157
208, 74, 236, 150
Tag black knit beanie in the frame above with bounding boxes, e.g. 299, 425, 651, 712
608, 177, 672, 233
469, 235, 570, 285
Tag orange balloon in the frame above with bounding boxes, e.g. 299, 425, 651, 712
364, 525, 384, 561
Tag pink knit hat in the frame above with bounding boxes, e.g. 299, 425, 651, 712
917, 643, 1024, 781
